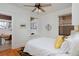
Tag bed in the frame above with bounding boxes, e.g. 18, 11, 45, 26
23, 37, 69, 56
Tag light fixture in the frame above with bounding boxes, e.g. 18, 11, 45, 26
38, 9, 42, 13
34, 8, 42, 13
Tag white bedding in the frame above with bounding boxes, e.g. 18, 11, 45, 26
24, 37, 64, 56
24, 32, 79, 56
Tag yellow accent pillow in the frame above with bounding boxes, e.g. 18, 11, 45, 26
55, 35, 64, 48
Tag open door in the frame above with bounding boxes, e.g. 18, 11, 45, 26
0, 14, 12, 51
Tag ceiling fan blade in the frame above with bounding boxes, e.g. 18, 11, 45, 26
32, 8, 37, 12
35, 3, 40, 5
39, 7, 45, 12
40, 4, 51, 7
24, 5, 35, 7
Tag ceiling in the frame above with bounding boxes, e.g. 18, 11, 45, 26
12, 3, 72, 13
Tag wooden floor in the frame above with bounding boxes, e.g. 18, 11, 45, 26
0, 49, 20, 56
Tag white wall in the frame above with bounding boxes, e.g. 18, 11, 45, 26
0, 4, 31, 48
0, 4, 72, 49
39, 7, 72, 38
72, 3, 79, 25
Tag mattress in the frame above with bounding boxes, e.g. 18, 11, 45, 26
24, 37, 61, 56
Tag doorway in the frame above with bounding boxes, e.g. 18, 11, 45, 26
59, 14, 74, 36
0, 14, 12, 51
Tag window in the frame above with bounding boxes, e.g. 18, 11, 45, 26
59, 14, 74, 36
0, 21, 12, 30
0, 21, 7, 29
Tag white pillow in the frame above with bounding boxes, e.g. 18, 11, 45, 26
69, 40, 79, 56
60, 39, 70, 54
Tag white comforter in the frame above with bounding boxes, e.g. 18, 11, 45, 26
24, 37, 63, 56
24, 32, 79, 56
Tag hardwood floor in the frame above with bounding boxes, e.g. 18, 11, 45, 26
0, 49, 20, 56
0, 44, 11, 51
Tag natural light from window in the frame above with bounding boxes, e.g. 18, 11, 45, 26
0, 21, 7, 29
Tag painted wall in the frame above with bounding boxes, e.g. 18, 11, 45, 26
72, 3, 79, 25
0, 4, 31, 48
0, 3, 72, 49
39, 7, 72, 38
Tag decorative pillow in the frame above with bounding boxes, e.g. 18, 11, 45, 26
60, 39, 70, 53
55, 35, 64, 48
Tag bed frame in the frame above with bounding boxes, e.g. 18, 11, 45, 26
18, 47, 32, 56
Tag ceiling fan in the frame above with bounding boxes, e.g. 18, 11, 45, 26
24, 3, 51, 12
